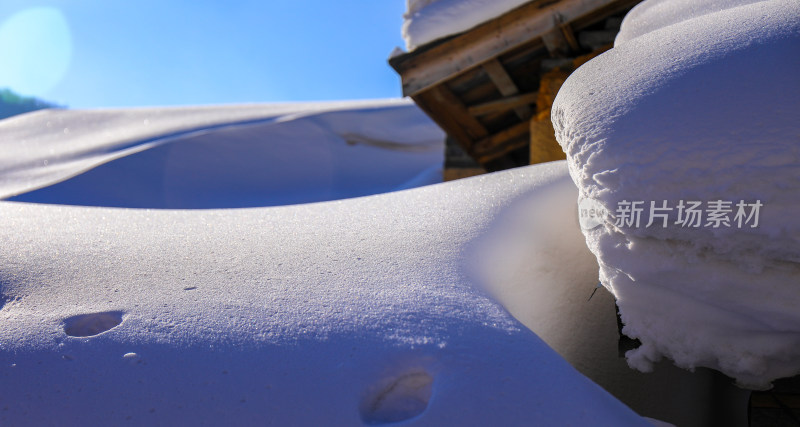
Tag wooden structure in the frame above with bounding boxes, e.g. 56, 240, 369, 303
390, 0, 643, 177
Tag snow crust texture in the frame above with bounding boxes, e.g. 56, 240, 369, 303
0, 95, 650, 427
553, 0, 800, 389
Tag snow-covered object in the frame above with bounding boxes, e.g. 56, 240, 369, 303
470, 173, 746, 427
0, 99, 443, 208
0, 153, 650, 424
552, 0, 800, 389
614, 0, 768, 45
402, 0, 530, 50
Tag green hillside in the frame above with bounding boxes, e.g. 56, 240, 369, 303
0, 88, 63, 120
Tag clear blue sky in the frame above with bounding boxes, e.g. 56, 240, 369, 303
0, 1, 408, 108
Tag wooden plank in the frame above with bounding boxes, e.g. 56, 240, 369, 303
412, 94, 471, 150
412, 85, 489, 155
458, 79, 504, 107
477, 138, 531, 164
482, 59, 519, 97
391, 0, 620, 96
542, 28, 570, 57
560, 23, 581, 51
427, 85, 489, 140
467, 92, 539, 116
541, 13, 580, 57
529, 116, 566, 164
473, 120, 530, 158
541, 13, 574, 58
481, 59, 531, 120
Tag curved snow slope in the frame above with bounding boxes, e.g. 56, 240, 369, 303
402, 0, 529, 50
614, 0, 767, 45
553, 0, 800, 388
0, 162, 648, 426
470, 175, 748, 426
0, 99, 444, 208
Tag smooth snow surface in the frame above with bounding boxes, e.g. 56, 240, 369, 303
0, 155, 650, 424
402, 0, 530, 50
0, 99, 444, 208
553, 0, 800, 389
614, 0, 768, 45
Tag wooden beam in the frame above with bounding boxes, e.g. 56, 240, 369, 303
473, 120, 530, 163
413, 85, 489, 155
391, 0, 622, 96
481, 59, 531, 120
560, 23, 581, 51
541, 13, 581, 57
477, 138, 531, 164
467, 92, 539, 116
482, 59, 519, 97
426, 85, 489, 141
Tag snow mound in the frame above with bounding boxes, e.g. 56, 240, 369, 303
402, 0, 530, 50
0, 99, 444, 208
614, 0, 768, 45
469, 171, 749, 426
0, 160, 649, 425
553, 0, 800, 389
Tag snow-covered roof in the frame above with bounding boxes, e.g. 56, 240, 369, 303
403, 0, 532, 50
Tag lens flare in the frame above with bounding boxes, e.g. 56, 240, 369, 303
0, 7, 72, 96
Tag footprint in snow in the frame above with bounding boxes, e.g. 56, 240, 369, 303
63, 311, 124, 337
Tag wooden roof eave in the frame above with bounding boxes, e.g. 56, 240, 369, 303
390, 0, 630, 98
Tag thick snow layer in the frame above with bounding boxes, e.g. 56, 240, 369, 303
402, 0, 530, 50
614, 0, 768, 45
0, 99, 444, 208
552, 0, 800, 389
0, 155, 651, 424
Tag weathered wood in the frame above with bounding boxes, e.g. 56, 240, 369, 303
542, 29, 570, 57
529, 116, 566, 164
458, 79, 505, 107
477, 138, 531, 164
413, 85, 489, 155
467, 92, 539, 116
482, 59, 519, 97
481, 59, 531, 120
473, 120, 530, 159
426, 85, 488, 140
412, 94, 473, 151
389, 0, 642, 169
560, 23, 581, 51
391, 0, 621, 97
542, 14, 577, 58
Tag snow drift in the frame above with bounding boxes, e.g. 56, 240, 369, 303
0, 159, 650, 425
0, 99, 444, 208
553, 0, 800, 388
0, 100, 661, 424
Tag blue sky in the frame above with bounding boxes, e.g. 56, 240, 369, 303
0, 1, 408, 108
